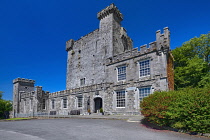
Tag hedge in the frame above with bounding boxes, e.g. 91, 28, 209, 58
140, 86, 210, 134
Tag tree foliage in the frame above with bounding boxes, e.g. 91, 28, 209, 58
172, 32, 210, 89
0, 91, 2, 99
0, 92, 12, 119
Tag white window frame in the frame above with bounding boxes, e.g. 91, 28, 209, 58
139, 59, 150, 77
116, 90, 126, 108
139, 86, 152, 101
117, 65, 126, 81
77, 95, 83, 108
62, 97, 68, 109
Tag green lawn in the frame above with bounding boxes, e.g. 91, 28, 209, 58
6, 118, 30, 121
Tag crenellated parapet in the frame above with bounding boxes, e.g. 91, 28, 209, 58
105, 27, 170, 65
66, 29, 99, 52
97, 3, 123, 21
156, 27, 170, 54
13, 78, 35, 84
106, 47, 153, 65
75, 29, 99, 42
49, 83, 113, 98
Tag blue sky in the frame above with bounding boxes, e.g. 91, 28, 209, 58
0, 0, 210, 100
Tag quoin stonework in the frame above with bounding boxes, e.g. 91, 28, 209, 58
13, 4, 174, 117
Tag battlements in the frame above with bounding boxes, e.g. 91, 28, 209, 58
97, 3, 123, 21
66, 29, 99, 51
156, 27, 170, 49
13, 78, 35, 84
105, 27, 170, 65
106, 47, 153, 65
49, 83, 113, 98
76, 29, 99, 42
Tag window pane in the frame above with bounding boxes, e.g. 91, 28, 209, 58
117, 65, 126, 81
63, 98, 67, 108
77, 96, 83, 107
116, 90, 125, 107
139, 60, 150, 77
139, 87, 151, 101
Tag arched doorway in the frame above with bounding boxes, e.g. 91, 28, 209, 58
94, 97, 102, 113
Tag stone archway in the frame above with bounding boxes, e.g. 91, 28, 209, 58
94, 97, 102, 113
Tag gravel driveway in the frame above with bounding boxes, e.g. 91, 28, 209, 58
0, 119, 208, 140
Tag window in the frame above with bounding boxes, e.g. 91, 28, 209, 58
42, 99, 46, 109
80, 78, 85, 86
139, 87, 151, 101
116, 90, 126, 107
52, 99, 55, 109
63, 97, 67, 108
117, 65, 126, 81
139, 60, 150, 77
77, 96, 83, 108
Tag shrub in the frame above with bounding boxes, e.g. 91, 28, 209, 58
100, 108, 103, 113
140, 86, 210, 134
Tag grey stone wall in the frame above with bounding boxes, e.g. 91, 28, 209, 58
66, 4, 134, 90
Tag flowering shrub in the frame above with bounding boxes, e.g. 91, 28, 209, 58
140, 86, 210, 134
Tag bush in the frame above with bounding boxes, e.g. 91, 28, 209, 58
140, 86, 210, 134
0, 99, 12, 119
100, 108, 103, 113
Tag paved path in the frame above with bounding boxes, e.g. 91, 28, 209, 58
0, 118, 208, 140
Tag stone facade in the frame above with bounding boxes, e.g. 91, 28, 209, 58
13, 4, 174, 116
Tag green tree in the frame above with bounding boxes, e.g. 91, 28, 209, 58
0, 91, 2, 99
0, 92, 12, 119
172, 32, 210, 89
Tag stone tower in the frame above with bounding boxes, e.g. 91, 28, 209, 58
66, 4, 134, 89
97, 3, 133, 56
13, 78, 35, 116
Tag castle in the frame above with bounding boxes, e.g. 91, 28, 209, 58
13, 4, 174, 117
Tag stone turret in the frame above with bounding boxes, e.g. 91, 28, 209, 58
156, 27, 170, 54
97, 3, 123, 22
97, 3, 132, 56
66, 39, 74, 52
13, 78, 35, 116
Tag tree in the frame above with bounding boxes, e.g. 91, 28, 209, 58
172, 32, 210, 89
0, 100, 12, 119
0, 92, 12, 119
0, 91, 2, 99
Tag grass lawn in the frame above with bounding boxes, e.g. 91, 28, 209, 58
5, 118, 31, 121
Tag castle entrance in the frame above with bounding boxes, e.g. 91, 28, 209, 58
94, 97, 102, 113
